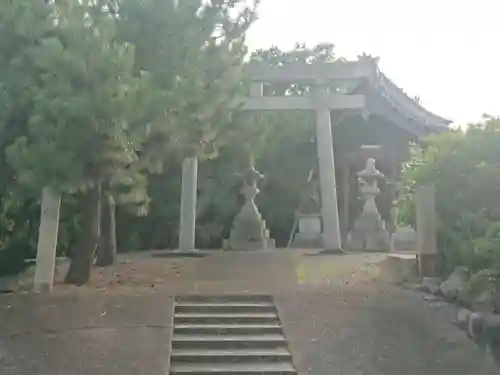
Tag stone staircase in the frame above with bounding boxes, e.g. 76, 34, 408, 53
168, 295, 297, 374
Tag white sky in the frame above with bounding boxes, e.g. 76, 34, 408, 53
246, 0, 500, 125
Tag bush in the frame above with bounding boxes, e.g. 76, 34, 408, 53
398, 117, 500, 285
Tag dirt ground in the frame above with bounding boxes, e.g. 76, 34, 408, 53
1, 250, 498, 375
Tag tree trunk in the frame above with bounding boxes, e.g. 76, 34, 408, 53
64, 186, 101, 285
95, 188, 117, 267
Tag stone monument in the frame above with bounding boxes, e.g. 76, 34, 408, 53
348, 157, 390, 251
416, 184, 438, 277
229, 166, 272, 250
291, 168, 323, 248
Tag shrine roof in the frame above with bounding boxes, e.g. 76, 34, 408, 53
246, 56, 451, 136
363, 68, 451, 135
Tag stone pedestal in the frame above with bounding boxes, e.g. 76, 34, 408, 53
33, 187, 61, 293
229, 199, 266, 250
291, 214, 323, 248
228, 167, 272, 250
349, 210, 389, 251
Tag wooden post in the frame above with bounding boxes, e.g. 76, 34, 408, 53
33, 187, 61, 293
416, 185, 438, 277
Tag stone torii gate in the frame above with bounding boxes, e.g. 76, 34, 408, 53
178, 60, 377, 251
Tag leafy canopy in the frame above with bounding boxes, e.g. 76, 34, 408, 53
6, 0, 148, 195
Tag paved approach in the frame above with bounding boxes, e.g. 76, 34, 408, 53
0, 251, 498, 375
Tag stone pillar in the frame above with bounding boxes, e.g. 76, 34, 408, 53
341, 163, 351, 244
416, 184, 438, 277
386, 152, 400, 234
178, 157, 198, 251
250, 82, 263, 97
314, 84, 342, 250
33, 187, 61, 293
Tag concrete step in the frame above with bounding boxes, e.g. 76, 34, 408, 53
175, 302, 277, 314
170, 348, 292, 364
171, 334, 287, 350
174, 312, 279, 325
168, 295, 297, 375
174, 324, 283, 335
169, 362, 296, 374
175, 295, 273, 304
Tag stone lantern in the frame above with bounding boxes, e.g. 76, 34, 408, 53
348, 157, 390, 251
228, 166, 273, 250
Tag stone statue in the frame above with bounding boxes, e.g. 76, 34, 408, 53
229, 166, 271, 250
348, 157, 390, 251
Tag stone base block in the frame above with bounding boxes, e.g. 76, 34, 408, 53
266, 238, 276, 249
223, 238, 275, 250
229, 238, 266, 250
152, 250, 209, 258
380, 253, 419, 284
290, 234, 323, 249
390, 227, 416, 253
33, 282, 53, 293
348, 229, 390, 252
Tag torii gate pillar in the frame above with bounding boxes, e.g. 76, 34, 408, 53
314, 85, 342, 250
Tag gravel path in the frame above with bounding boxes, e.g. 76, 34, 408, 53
0, 293, 173, 375
278, 286, 498, 375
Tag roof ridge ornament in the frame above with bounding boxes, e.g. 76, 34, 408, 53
357, 53, 380, 66
356, 53, 380, 88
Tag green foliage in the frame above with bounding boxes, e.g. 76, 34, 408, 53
114, 0, 258, 163
0, 191, 38, 276
6, 0, 146, 193
398, 117, 500, 280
